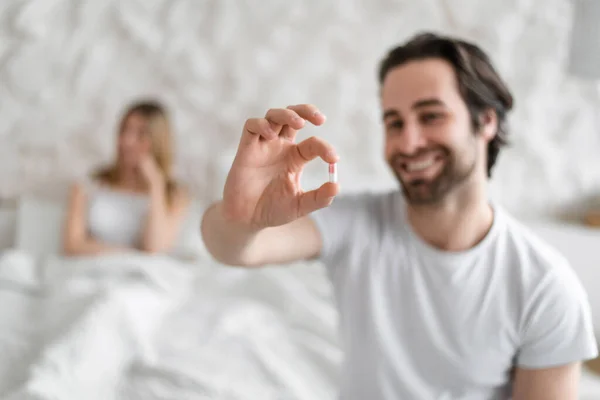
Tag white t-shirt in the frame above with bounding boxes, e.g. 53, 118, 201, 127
311, 190, 598, 400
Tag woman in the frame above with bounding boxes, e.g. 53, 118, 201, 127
63, 100, 190, 255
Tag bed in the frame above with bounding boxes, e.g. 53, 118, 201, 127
0, 195, 342, 400
0, 195, 598, 399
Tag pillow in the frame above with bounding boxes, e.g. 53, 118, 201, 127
15, 196, 66, 257
0, 208, 17, 250
0, 249, 39, 288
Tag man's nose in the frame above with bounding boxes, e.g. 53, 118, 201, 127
397, 123, 427, 155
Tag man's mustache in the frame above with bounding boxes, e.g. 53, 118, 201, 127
389, 146, 449, 165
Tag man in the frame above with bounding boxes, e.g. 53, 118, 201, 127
201, 32, 598, 399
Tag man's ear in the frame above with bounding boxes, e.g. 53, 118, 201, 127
479, 109, 498, 142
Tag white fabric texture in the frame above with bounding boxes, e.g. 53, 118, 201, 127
82, 183, 209, 260
13, 191, 206, 261
0, 251, 342, 400
84, 183, 150, 248
0, 244, 598, 399
311, 190, 598, 400
15, 197, 66, 257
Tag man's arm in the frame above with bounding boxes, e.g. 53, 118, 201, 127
200, 201, 322, 267
512, 363, 580, 400
512, 258, 598, 399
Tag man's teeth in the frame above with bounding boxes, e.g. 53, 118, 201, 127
406, 159, 435, 172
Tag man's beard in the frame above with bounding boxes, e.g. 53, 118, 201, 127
390, 146, 476, 205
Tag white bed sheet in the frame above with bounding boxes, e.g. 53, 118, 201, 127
0, 250, 599, 400
0, 250, 341, 400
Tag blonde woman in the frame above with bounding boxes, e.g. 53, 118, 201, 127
63, 100, 190, 255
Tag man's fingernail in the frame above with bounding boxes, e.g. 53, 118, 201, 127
313, 111, 325, 118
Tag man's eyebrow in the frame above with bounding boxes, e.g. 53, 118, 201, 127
412, 98, 446, 109
382, 109, 399, 120
382, 98, 447, 120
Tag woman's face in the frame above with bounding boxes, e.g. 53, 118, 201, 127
118, 112, 152, 169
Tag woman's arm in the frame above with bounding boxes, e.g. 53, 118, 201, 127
62, 183, 128, 256
139, 184, 190, 253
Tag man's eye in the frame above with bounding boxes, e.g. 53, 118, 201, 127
386, 120, 403, 130
421, 113, 444, 124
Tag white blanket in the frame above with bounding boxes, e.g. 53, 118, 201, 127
0, 251, 341, 400
1, 250, 599, 400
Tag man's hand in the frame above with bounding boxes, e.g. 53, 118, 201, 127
200, 104, 339, 267
222, 104, 340, 230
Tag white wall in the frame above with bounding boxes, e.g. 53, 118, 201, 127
1, 0, 599, 217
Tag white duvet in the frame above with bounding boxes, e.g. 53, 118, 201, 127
0, 250, 341, 400
1, 249, 599, 400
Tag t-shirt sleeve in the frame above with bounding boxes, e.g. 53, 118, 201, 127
516, 264, 599, 368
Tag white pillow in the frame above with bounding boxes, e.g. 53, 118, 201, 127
15, 196, 66, 257
0, 208, 17, 250
0, 249, 39, 288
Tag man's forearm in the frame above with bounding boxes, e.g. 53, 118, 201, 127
201, 202, 263, 266
512, 363, 580, 400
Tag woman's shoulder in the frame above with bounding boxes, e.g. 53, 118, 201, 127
68, 175, 106, 197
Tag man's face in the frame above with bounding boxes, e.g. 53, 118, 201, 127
381, 58, 489, 205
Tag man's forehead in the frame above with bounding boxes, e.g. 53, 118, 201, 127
381, 58, 459, 108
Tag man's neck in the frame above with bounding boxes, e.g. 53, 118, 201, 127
406, 184, 494, 252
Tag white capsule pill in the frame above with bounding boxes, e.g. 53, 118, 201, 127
329, 163, 338, 183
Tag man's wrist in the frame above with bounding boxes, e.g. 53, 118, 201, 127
217, 202, 262, 235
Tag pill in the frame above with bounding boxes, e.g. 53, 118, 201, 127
329, 163, 338, 183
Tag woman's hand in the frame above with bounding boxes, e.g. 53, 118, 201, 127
138, 154, 165, 190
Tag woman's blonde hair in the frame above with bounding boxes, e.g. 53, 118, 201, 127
93, 100, 178, 206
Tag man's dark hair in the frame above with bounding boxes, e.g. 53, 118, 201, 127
378, 32, 514, 178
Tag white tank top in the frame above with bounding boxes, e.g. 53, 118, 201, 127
84, 180, 150, 247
